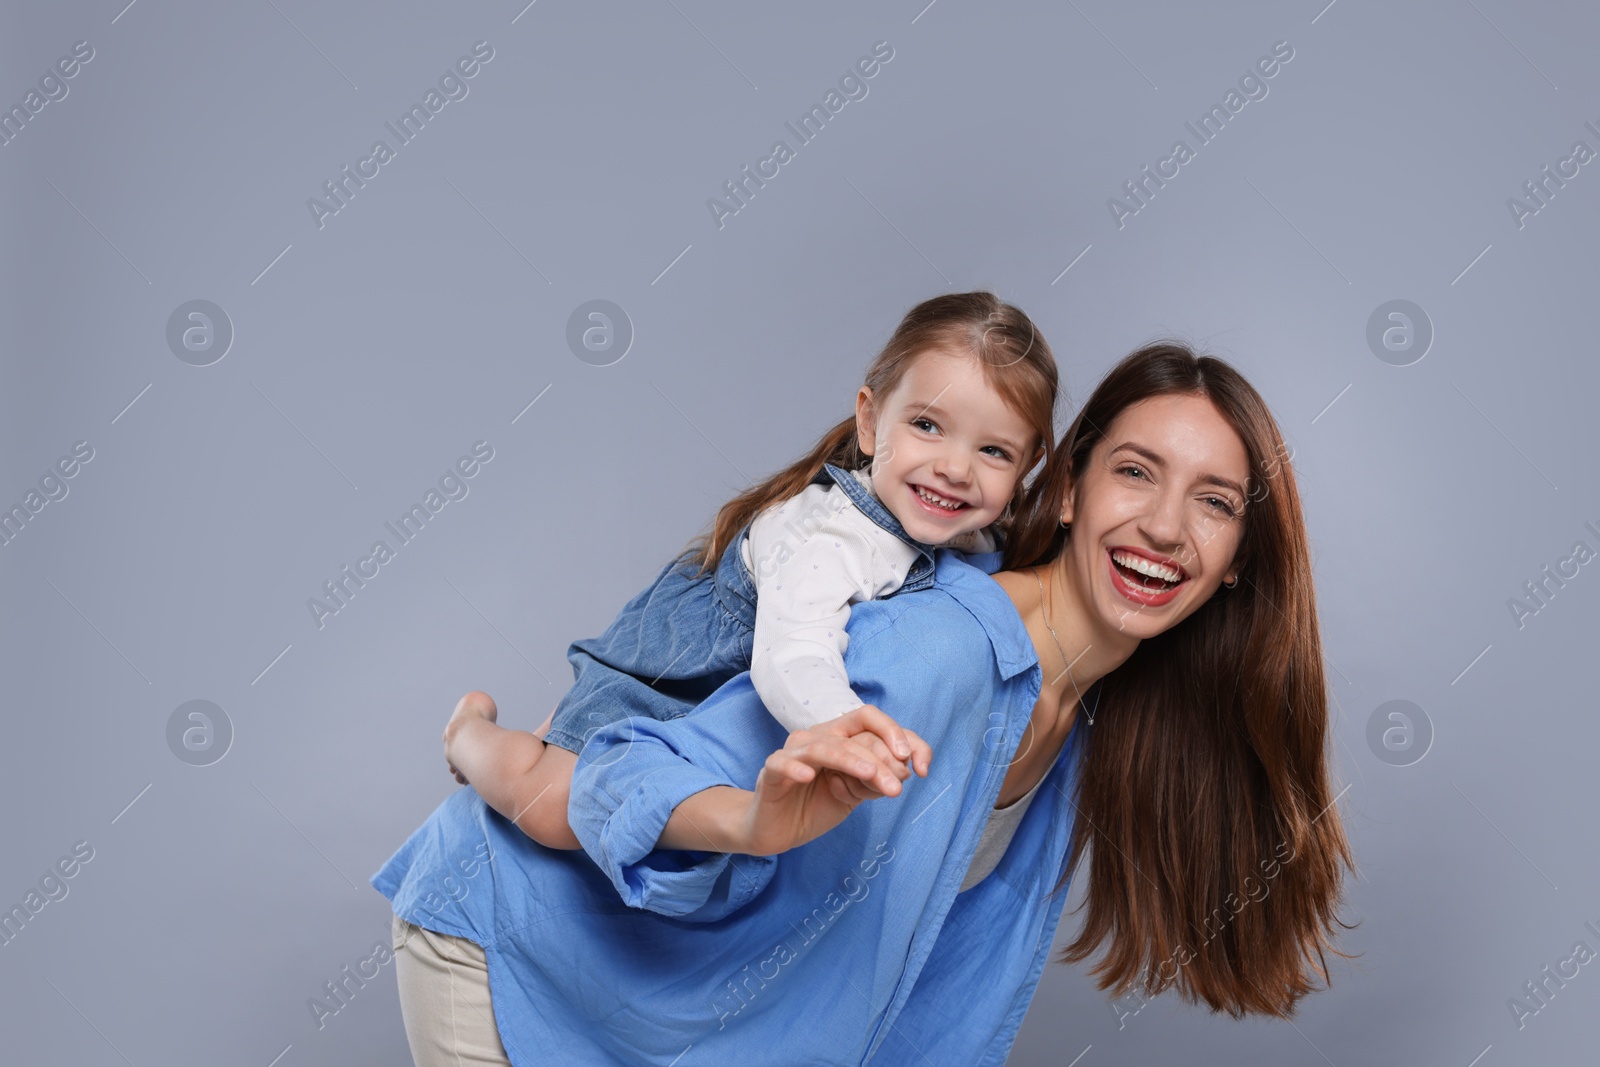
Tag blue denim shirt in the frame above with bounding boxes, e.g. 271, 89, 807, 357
816, 461, 944, 594
370, 547, 1091, 1066
715, 461, 949, 632
543, 461, 957, 754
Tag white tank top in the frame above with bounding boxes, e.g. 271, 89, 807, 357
958, 769, 1049, 892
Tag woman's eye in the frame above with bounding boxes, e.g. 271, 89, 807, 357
1117, 464, 1146, 480
1204, 496, 1237, 516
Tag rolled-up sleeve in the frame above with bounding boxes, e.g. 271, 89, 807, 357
569, 572, 1015, 930
568, 675, 782, 922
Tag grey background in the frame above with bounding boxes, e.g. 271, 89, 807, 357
2, 0, 1596, 1063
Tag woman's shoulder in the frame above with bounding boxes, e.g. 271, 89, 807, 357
846, 550, 1038, 684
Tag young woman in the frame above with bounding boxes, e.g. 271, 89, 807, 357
371, 342, 1356, 1065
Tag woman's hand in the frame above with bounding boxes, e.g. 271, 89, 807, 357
735, 705, 933, 856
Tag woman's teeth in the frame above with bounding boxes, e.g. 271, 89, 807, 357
915, 485, 966, 511
1111, 549, 1183, 586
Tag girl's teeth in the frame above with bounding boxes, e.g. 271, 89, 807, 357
916, 486, 963, 510
1111, 550, 1182, 584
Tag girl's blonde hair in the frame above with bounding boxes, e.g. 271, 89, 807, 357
685, 291, 1059, 573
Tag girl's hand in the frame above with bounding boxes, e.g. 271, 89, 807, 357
444, 690, 498, 784
737, 705, 932, 856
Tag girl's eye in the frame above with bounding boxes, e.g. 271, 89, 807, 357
981, 445, 1013, 461
911, 417, 938, 434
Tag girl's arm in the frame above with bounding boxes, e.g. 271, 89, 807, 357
746, 496, 917, 731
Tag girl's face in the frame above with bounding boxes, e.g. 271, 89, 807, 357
1061, 393, 1250, 641
855, 347, 1039, 546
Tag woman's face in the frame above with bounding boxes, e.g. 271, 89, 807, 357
1061, 392, 1250, 641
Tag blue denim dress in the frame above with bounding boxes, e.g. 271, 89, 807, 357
542, 463, 948, 754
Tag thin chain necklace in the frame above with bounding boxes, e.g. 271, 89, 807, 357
1032, 568, 1097, 725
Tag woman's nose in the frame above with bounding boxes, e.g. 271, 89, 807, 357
1140, 487, 1186, 545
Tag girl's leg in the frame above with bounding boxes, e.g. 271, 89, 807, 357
447, 693, 581, 850
391, 914, 513, 1066
532, 703, 555, 739
513, 742, 580, 850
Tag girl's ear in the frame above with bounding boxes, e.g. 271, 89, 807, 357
855, 387, 878, 456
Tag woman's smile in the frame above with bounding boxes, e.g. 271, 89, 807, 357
1060, 392, 1249, 637
1105, 545, 1189, 606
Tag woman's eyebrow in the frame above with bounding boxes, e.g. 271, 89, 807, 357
1111, 442, 1247, 497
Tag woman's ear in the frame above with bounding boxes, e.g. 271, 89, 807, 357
1057, 477, 1076, 527
855, 387, 878, 456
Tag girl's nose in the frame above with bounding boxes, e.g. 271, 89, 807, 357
933, 449, 971, 484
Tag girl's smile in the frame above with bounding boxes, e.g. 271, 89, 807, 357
909, 482, 972, 515
855, 346, 1040, 546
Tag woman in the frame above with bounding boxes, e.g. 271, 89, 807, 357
370, 343, 1356, 1065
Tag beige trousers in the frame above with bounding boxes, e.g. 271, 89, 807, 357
391, 914, 513, 1066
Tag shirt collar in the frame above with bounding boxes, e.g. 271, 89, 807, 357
931, 548, 1040, 681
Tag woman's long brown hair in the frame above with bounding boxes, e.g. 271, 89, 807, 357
683, 291, 1059, 573
1007, 342, 1358, 1018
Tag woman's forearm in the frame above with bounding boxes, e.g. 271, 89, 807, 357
658, 785, 754, 854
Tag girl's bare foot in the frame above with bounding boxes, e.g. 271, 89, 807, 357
445, 691, 498, 784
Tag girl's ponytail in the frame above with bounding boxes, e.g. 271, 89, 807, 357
682, 291, 1059, 574
684, 415, 863, 574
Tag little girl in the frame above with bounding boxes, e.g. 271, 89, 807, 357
444, 291, 1059, 849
